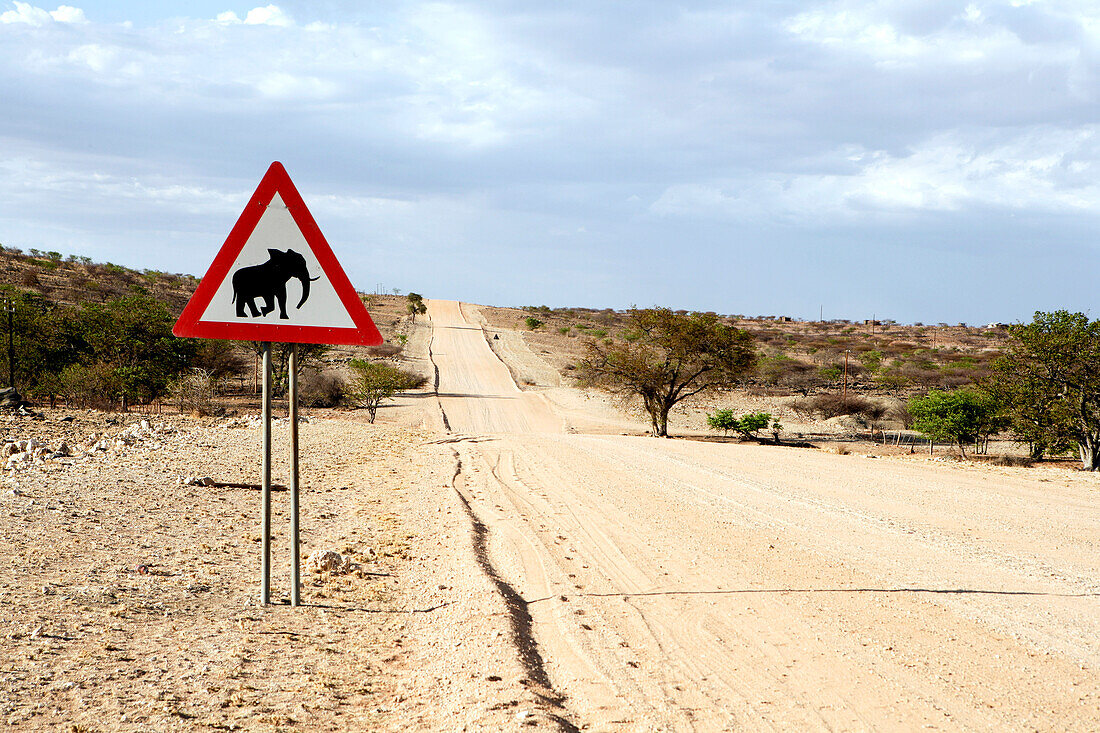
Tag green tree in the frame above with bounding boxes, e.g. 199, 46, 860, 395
524, 316, 543, 330
909, 389, 1002, 459
577, 308, 755, 436
706, 408, 738, 436
0, 290, 80, 403
986, 310, 1100, 468
74, 293, 196, 407
706, 409, 777, 440
406, 292, 427, 320
347, 359, 424, 423
758, 354, 818, 396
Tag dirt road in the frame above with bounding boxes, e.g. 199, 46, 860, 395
426, 299, 1100, 731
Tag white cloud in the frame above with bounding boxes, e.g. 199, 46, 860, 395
0, 2, 86, 25
50, 4, 84, 23
67, 43, 117, 73
244, 5, 292, 27
214, 5, 292, 26
651, 128, 1100, 222
254, 72, 339, 100
783, 4, 1034, 67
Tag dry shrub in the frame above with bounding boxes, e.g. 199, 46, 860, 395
887, 402, 913, 428
299, 368, 347, 407
367, 344, 403, 358
169, 369, 216, 415
987, 455, 1034, 468
792, 394, 883, 420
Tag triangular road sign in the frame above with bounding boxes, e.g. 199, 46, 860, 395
174, 162, 383, 346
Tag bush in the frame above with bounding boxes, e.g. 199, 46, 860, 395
791, 394, 876, 420
858, 350, 883, 372
367, 343, 403, 358
169, 369, 216, 415
706, 408, 738, 435
757, 354, 819, 395
524, 316, 543, 330
58, 362, 118, 409
706, 409, 778, 440
909, 389, 1003, 458
299, 369, 347, 407
347, 360, 426, 422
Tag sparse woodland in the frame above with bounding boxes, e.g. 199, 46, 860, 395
0, 246, 416, 414
506, 304, 1100, 469
3, 245, 1098, 467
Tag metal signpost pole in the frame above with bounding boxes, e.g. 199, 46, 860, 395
289, 344, 301, 607
261, 342, 273, 606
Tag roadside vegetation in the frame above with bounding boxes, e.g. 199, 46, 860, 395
576, 307, 755, 436
5, 242, 1099, 468
500, 304, 1100, 469
346, 359, 426, 423
0, 245, 422, 415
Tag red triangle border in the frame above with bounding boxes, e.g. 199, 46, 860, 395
173, 162, 383, 346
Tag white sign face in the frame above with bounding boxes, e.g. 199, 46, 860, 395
198, 193, 355, 329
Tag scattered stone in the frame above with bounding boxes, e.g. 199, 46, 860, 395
0, 387, 21, 407
307, 549, 354, 575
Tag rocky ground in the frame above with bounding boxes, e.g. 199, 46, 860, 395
0, 406, 566, 731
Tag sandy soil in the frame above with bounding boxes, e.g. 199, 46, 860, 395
1, 299, 1097, 732
0, 409, 565, 731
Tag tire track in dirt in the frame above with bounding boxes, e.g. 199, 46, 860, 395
446, 446, 579, 733
470, 436, 895, 731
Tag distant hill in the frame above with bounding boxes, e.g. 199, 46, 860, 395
0, 247, 198, 313
0, 245, 417, 346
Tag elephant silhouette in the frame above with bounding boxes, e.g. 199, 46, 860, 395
231, 248, 320, 319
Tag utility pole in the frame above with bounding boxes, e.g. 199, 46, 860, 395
842, 349, 850, 399
4, 299, 13, 390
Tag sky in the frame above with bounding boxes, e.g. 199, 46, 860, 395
2, 1, 1099, 325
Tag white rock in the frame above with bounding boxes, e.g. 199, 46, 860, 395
307, 550, 353, 575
